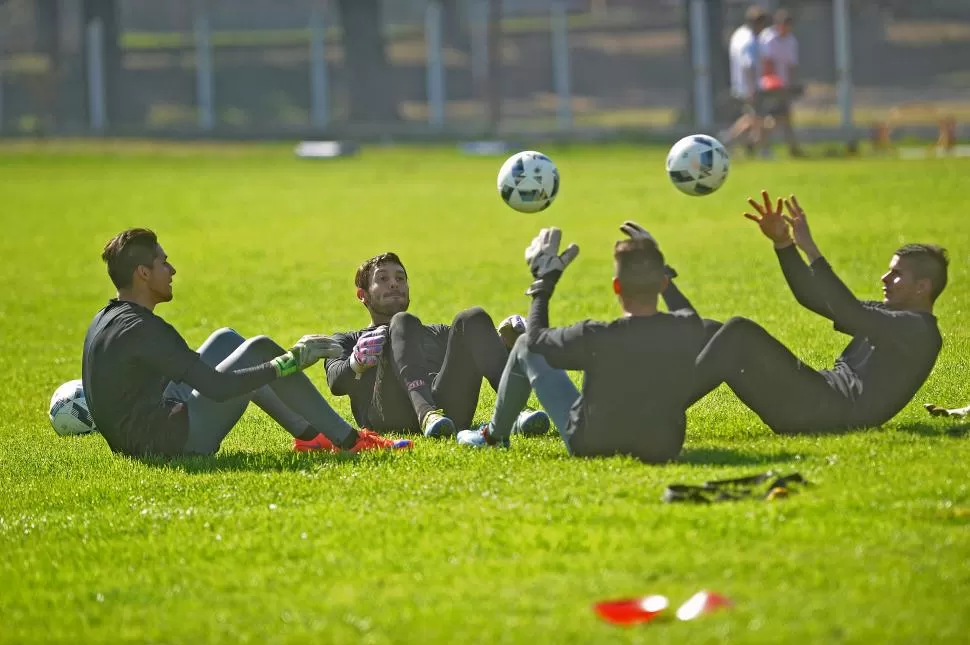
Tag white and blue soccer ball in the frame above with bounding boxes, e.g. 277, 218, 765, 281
666, 135, 730, 196
49, 379, 97, 436
497, 150, 560, 213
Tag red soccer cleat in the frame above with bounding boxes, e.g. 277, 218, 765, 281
292, 433, 339, 453
349, 428, 414, 453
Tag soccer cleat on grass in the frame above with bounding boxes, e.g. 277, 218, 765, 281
456, 423, 510, 448
292, 433, 338, 453
350, 428, 413, 452
293, 429, 412, 453
421, 409, 456, 438
511, 409, 550, 436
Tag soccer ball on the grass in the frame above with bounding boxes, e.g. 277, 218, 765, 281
497, 150, 560, 212
666, 134, 730, 196
49, 379, 96, 436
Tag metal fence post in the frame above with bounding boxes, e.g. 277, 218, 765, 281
833, 0, 853, 135
469, 0, 488, 88
425, 0, 446, 128
309, 5, 329, 129
194, 4, 214, 131
85, 18, 107, 132
550, 0, 573, 130
688, 0, 714, 131
0, 34, 4, 132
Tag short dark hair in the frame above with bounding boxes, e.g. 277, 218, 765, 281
746, 4, 768, 28
614, 238, 666, 300
355, 252, 407, 290
895, 243, 949, 302
101, 228, 159, 289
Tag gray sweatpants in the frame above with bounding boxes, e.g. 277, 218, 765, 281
490, 334, 579, 452
163, 327, 355, 455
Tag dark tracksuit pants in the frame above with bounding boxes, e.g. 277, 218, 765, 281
690, 316, 853, 434
368, 307, 508, 431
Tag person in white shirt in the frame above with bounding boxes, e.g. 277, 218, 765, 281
724, 6, 770, 157
759, 10, 805, 157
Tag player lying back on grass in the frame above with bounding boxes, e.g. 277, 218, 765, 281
82, 229, 411, 457
689, 191, 948, 434
457, 224, 708, 463
316, 252, 549, 444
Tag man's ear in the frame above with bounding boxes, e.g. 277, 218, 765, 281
659, 275, 670, 293
356, 287, 369, 305
612, 277, 621, 295
134, 264, 152, 283
916, 277, 933, 299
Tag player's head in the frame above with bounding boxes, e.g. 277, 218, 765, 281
746, 5, 769, 33
881, 244, 949, 310
774, 9, 793, 35
101, 228, 175, 304
612, 238, 668, 307
355, 252, 410, 320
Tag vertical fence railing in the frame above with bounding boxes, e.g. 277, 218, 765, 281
309, 5, 329, 129
550, 0, 573, 130
194, 4, 214, 131
85, 18, 106, 132
425, 0, 446, 128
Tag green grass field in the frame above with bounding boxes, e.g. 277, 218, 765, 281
1, 142, 968, 643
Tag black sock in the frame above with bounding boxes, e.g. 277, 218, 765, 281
296, 426, 320, 441
336, 430, 360, 450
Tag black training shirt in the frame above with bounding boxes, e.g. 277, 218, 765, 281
526, 290, 706, 463
776, 245, 942, 426
82, 299, 279, 456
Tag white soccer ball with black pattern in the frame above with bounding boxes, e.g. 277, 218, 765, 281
497, 150, 560, 213
49, 379, 97, 436
666, 135, 730, 196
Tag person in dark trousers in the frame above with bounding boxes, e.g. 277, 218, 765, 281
324, 252, 549, 438
457, 224, 707, 464
690, 191, 948, 434
82, 228, 411, 458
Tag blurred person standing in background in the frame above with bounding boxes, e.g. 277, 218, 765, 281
759, 9, 806, 157
724, 6, 771, 158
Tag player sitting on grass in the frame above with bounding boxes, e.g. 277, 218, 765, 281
321, 252, 549, 440
690, 191, 948, 434
83, 229, 411, 457
457, 225, 707, 464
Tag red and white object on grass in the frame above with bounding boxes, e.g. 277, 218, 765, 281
675, 590, 733, 621
593, 594, 669, 626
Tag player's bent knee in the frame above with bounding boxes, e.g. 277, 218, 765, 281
722, 316, 761, 337
389, 311, 420, 330
454, 306, 491, 326
210, 327, 243, 342
512, 332, 534, 359
243, 334, 284, 357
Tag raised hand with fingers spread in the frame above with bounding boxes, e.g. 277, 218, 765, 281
782, 194, 822, 261
743, 190, 792, 246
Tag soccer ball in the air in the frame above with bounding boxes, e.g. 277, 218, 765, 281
497, 150, 560, 213
49, 379, 97, 436
666, 135, 730, 196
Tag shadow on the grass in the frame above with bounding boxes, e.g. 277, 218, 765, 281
136, 450, 379, 474
678, 447, 801, 466
895, 421, 970, 438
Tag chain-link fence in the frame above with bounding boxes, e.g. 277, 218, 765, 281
0, 0, 968, 138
